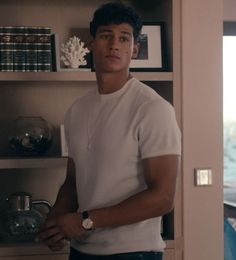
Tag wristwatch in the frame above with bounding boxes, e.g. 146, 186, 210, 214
81, 211, 94, 231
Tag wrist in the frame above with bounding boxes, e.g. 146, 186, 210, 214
47, 207, 64, 219
81, 211, 95, 231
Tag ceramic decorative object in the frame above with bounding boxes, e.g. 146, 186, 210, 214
60, 36, 90, 69
0, 192, 51, 242
9, 116, 53, 156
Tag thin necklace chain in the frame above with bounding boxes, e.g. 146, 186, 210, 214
86, 75, 132, 150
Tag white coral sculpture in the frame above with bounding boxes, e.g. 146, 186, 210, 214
60, 36, 90, 69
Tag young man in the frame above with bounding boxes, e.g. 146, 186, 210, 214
37, 2, 181, 260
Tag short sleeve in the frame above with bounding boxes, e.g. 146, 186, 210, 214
137, 99, 181, 159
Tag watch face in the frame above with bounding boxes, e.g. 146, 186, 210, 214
82, 218, 94, 230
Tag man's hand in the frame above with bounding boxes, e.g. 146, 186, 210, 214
36, 213, 85, 251
56, 212, 85, 239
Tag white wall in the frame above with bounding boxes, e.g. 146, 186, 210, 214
181, 0, 224, 259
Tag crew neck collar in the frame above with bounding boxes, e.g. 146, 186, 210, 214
95, 77, 135, 100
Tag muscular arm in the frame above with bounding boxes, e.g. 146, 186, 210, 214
37, 157, 78, 249
91, 154, 180, 228
39, 154, 180, 244
47, 157, 78, 218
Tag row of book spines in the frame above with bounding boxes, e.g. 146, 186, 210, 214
0, 55, 51, 71
0, 35, 51, 44
0, 26, 51, 33
0, 49, 51, 72
0, 27, 51, 45
0, 66, 51, 72
0, 26, 52, 72
0, 27, 51, 40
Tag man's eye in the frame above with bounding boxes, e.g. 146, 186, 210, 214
100, 34, 111, 39
120, 37, 130, 42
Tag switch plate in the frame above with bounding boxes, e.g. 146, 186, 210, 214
194, 168, 213, 186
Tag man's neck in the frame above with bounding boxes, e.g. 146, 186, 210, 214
96, 71, 132, 94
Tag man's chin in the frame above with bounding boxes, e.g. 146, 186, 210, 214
98, 66, 123, 73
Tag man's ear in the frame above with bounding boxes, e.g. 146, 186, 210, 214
131, 42, 140, 59
87, 37, 94, 51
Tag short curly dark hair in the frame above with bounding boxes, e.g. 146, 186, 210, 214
90, 2, 142, 42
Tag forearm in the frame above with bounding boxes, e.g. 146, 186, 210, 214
90, 186, 175, 229
41, 186, 175, 242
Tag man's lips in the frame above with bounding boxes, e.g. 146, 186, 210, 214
105, 55, 120, 60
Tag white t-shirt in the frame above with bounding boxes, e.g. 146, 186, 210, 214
64, 77, 181, 255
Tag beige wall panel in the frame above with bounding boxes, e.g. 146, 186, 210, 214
181, 0, 223, 259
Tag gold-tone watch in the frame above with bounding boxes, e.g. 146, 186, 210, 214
81, 211, 94, 231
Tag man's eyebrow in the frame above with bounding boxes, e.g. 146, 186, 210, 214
97, 28, 132, 37
97, 28, 112, 33
120, 31, 132, 37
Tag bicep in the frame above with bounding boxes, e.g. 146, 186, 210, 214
142, 155, 180, 200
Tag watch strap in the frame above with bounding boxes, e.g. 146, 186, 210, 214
82, 211, 89, 219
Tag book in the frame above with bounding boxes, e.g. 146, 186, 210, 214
50, 34, 60, 72
0, 26, 14, 71
25, 27, 38, 72
13, 26, 26, 72
37, 27, 52, 72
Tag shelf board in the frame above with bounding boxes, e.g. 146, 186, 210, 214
0, 242, 69, 256
0, 71, 96, 82
0, 157, 68, 169
0, 71, 173, 82
134, 72, 173, 81
0, 240, 175, 256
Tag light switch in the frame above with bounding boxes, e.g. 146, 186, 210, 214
194, 168, 212, 186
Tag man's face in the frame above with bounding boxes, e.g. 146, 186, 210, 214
90, 23, 139, 73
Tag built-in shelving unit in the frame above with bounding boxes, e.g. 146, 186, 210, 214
0, 0, 182, 259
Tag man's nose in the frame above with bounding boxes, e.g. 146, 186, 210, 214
109, 37, 120, 50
